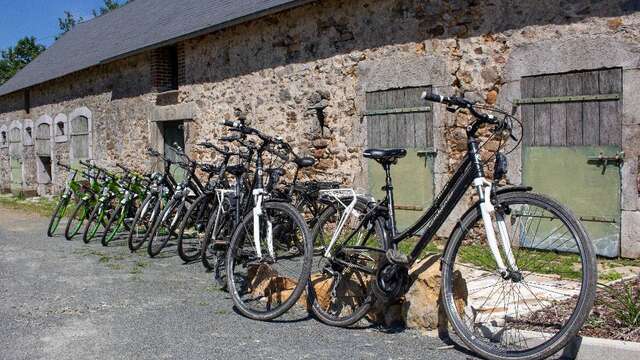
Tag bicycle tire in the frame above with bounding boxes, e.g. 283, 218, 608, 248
309, 197, 388, 327
128, 194, 158, 252
441, 191, 597, 360
47, 196, 69, 237
226, 201, 313, 321
64, 199, 89, 240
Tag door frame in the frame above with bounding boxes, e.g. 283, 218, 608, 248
8, 120, 24, 193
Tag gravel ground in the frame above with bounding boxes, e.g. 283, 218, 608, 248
0, 206, 478, 360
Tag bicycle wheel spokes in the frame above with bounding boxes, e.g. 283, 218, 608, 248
309, 200, 384, 326
443, 193, 595, 358
227, 202, 312, 320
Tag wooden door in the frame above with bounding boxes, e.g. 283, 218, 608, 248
366, 86, 435, 231
520, 68, 622, 257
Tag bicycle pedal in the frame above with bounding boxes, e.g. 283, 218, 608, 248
386, 249, 409, 265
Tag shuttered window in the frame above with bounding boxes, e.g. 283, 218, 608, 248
366, 86, 433, 149
521, 68, 622, 146
70, 116, 90, 160
36, 123, 51, 157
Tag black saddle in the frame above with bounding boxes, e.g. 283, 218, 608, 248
294, 156, 316, 168
362, 148, 407, 164
226, 164, 247, 177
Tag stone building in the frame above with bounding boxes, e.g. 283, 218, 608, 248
0, 0, 639, 258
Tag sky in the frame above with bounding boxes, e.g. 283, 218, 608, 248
0, 0, 107, 50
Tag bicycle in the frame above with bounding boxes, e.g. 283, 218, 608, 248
147, 144, 207, 257
64, 163, 104, 240
100, 164, 149, 246
46, 161, 88, 237
222, 119, 314, 320
309, 92, 597, 360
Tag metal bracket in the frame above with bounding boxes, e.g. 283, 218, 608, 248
514, 93, 620, 106
363, 106, 431, 116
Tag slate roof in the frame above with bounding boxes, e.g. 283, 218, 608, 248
0, 0, 312, 96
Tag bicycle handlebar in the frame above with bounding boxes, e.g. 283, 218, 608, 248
421, 91, 497, 124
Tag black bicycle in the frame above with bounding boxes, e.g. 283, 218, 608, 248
309, 93, 597, 360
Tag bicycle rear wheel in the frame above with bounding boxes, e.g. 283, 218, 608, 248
147, 198, 185, 257
64, 199, 89, 240
47, 196, 70, 237
128, 194, 158, 252
177, 194, 215, 262
101, 202, 127, 246
441, 191, 596, 360
226, 201, 312, 320
309, 197, 387, 327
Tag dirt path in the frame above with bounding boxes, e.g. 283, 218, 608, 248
0, 206, 475, 360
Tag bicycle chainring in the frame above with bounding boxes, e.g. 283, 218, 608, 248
372, 258, 410, 301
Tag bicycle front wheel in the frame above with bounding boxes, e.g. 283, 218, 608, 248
226, 201, 313, 320
47, 196, 70, 237
441, 191, 596, 360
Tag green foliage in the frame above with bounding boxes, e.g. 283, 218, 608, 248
58, 1, 131, 39
57, 11, 83, 40
600, 277, 640, 327
0, 36, 45, 85
93, 0, 128, 17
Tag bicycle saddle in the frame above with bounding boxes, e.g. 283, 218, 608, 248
226, 164, 247, 177
294, 156, 316, 168
362, 148, 407, 164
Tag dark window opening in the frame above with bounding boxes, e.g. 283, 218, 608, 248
56, 122, 65, 136
1, 131, 6, 145
24, 89, 30, 114
152, 45, 180, 92
25, 127, 32, 139
39, 156, 52, 183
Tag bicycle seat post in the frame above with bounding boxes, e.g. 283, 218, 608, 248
382, 161, 398, 237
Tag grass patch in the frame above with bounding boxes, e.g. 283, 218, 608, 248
397, 236, 442, 258
456, 243, 640, 282
129, 260, 148, 275
0, 194, 58, 217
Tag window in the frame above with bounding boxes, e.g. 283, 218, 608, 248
152, 45, 181, 92
56, 122, 65, 136
53, 113, 68, 143
24, 89, 30, 114
0, 127, 7, 148
23, 121, 34, 146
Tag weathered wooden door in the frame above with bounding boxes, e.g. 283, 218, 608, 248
162, 121, 186, 182
70, 116, 90, 165
366, 86, 435, 231
9, 127, 23, 193
520, 68, 622, 257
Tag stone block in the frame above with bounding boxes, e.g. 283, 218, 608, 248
621, 210, 640, 259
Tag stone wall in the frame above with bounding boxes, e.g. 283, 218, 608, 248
0, 53, 155, 194
0, 0, 639, 255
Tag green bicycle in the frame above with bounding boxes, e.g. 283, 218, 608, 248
101, 164, 148, 246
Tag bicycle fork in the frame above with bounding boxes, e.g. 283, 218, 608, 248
252, 189, 274, 259
473, 177, 518, 276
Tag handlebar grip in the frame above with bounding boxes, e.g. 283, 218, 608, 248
221, 120, 242, 128
421, 92, 445, 103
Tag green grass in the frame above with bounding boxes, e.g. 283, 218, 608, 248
129, 260, 148, 275
456, 243, 640, 282
0, 194, 59, 217
397, 236, 442, 258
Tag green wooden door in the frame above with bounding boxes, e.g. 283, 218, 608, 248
9, 127, 22, 193
162, 121, 186, 182
520, 68, 622, 257
523, 147, 621, 257
366, 86, 434, 231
